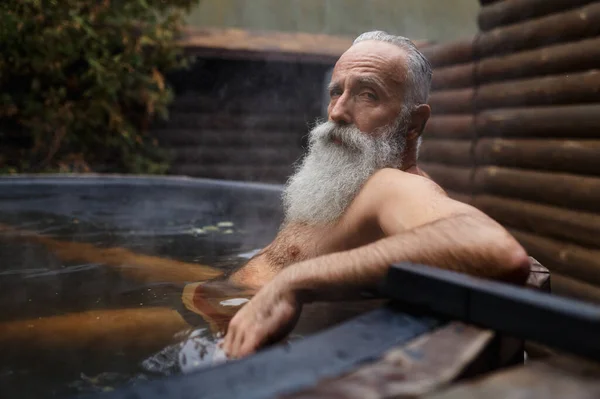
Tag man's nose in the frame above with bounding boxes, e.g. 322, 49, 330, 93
328, 94, 353, 125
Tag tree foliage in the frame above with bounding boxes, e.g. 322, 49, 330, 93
0, 0, 197, 174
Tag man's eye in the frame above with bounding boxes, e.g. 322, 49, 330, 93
361, 92, 378, 100
330, 89, 342, 98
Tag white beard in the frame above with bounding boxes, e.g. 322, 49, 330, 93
282, 113, 408, 225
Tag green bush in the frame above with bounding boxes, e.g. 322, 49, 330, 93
0, 0, 198, 174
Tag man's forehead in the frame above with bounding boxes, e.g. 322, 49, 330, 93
332, 40, 408, 86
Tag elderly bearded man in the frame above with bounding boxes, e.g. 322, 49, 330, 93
220, 31, 530, 358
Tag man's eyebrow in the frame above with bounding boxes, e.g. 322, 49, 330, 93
355, 76, 387, 93
327, 81, 342, 93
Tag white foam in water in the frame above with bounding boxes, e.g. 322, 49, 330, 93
220, 298, 249, 307
237, 248, 262, 259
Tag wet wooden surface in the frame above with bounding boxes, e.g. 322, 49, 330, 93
426, 355, 600, 399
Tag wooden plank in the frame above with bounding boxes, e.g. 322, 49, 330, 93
426, 355, 600, 399
474, 194, 600, 248
476, 105, 600, 138
508, 228, 600, 287
429, 88, 474, 114
431, 63, 475, 90
476, 70, 600, 110
552, 273, 600, 304
153, 129, 302, 147
476, 3, 600, 57
420, 162, 473, 193
421, 38, 474, 68
478, 0, 597, 32
172, 146, 301, 165
420, 139, 473, 166
177, 27, 353, 64
154, 112, 310, 130
475, 139, 600, 176
476, 36, 600, 84
474, 166, 600, 213
424, 115, 475, 140
283, 323, 495, 399
176, 27, 430, 64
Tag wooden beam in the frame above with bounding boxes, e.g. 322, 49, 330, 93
478, 0, 597, 32
474, 166, 600, 213
475, 138, 600, 176
508, 228, 600, 292
431, 63, 475, 90
420, 162, 472, 193
421, 38, 474, 68
474, 195, 600, 249
476, 105, 600, 139
476, 3, 600, 57
476, 70, 600, 110
427, 355, 600, 399
476, 36, 600, 84
552, 273, 600, 304
424, 115, 475, 140
420, 139, 473, 166
177, 27, 352, 64
429, 88, 474, 114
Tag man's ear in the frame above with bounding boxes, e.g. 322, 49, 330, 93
408, 104, 431, 141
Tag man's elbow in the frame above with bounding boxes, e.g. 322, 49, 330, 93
494, 235, 530, 285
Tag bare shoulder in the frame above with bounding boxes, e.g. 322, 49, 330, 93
365, 168, 478, 234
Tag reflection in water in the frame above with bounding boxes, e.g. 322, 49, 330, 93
0, 211, 249, 398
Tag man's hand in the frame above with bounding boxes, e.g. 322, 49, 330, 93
222, 279, 302, 358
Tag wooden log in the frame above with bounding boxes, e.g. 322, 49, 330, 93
154, 112, 309, 131
420, 139, 473, 166
420, 162, 472, 193
552, 273, 600, 304
427, 355, 600, 399
478, 0, 597, 32
172, 146, 302, 165
421, 38, 474, 68
475, 139, 600, 176
431, 63, 475, 90
424, 115, 475, 140
476, 36, 600, 84
476, 70, 600, 110
154, 129, 301, 147
429, 88, 474, 115
476, 3, 600, 57
508, 228, 600, 287
474, 195, 600, 248
474, 166, 600, 213
476, 105, 600, 139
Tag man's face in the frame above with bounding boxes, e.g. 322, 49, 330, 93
327, 40, 408, 135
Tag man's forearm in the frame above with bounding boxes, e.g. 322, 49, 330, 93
277, 213, 530, 303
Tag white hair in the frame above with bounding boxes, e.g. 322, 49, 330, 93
353, 31, 433, 155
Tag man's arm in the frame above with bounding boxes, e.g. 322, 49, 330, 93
222, 210, 529, 358
276, 212, 529, 304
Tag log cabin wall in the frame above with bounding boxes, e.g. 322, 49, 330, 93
423, 0, 600, 303
153, 57, 329, 184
